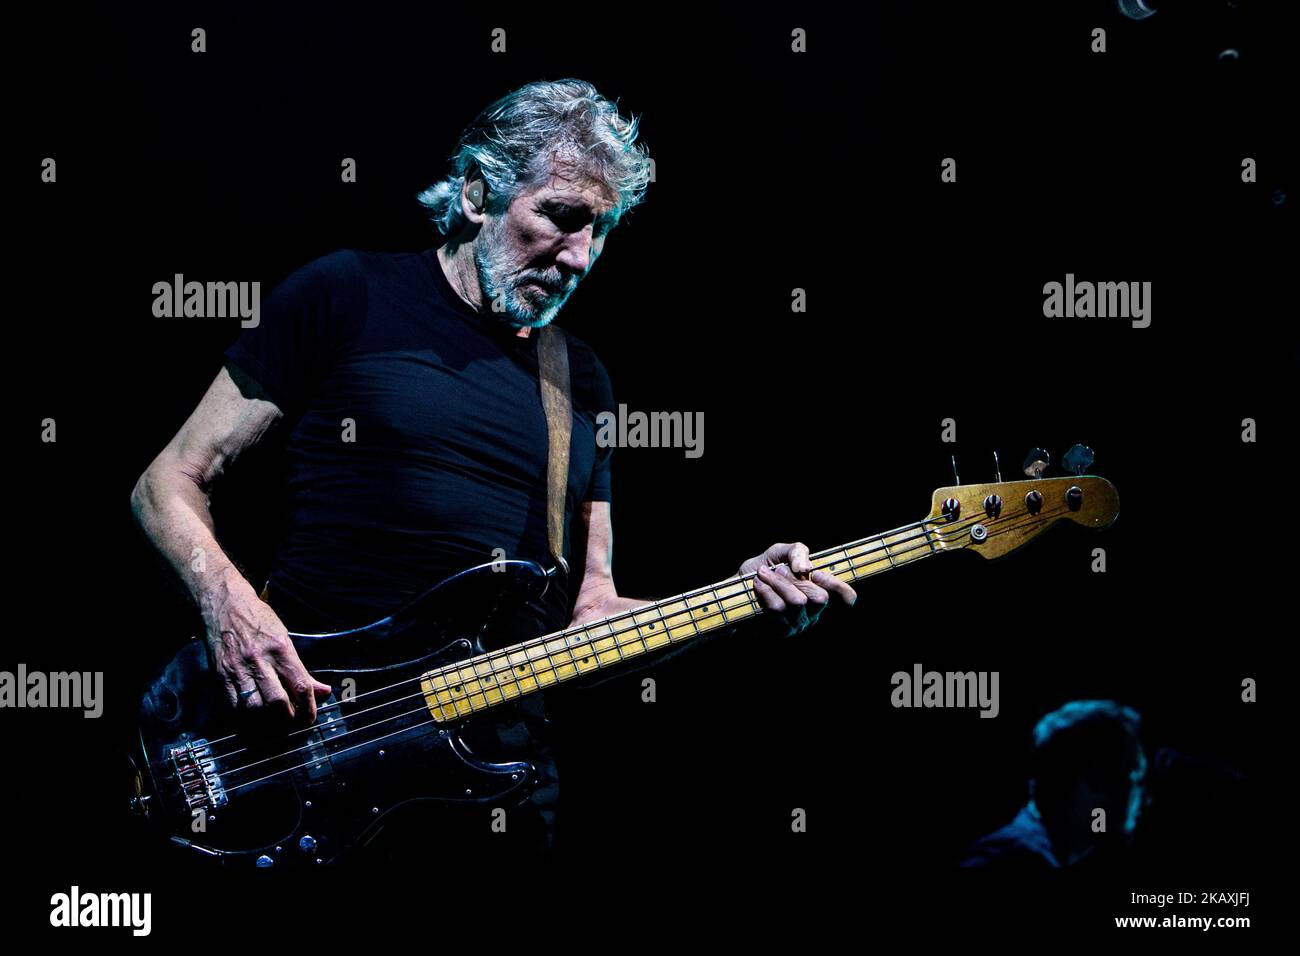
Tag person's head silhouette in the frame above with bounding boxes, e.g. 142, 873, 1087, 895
960, 699, 1149, 868
1028, 700, 1147, 865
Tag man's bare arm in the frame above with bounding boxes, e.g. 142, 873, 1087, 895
130, 364, 330, 723
131, 364, 277, 602
568, 500, 650, 626
568, 500, 730, 688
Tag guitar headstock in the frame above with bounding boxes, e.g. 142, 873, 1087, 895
923, 472, 1119, 560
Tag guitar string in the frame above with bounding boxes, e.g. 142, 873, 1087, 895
205, 482, 1076, 758
212, 506, 1056, 794
215, 537, 920, 792
215, 508, 1059, 797
200, 503, 1055, 775
198, 503, 1055, 778
193, 514, 943, 754
203, 505, 1066, 788
207, 528, 944, 783
196, 516, 946, 762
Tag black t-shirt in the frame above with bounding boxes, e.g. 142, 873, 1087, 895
224, 247, 615, 640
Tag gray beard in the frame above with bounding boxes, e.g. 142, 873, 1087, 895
473, 224, 557, 330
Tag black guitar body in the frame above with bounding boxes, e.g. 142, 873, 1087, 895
128, 559, 553, 866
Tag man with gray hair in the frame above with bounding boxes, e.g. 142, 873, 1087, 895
131, 78, 855, 855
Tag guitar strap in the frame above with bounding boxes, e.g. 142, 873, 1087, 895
536, 323, 572, 576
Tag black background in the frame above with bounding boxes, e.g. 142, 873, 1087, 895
7, 0, 1289, 939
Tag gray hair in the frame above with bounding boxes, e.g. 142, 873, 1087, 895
417, 78, 652, 240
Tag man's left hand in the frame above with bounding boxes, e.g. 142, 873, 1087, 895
738, 541, 857, 637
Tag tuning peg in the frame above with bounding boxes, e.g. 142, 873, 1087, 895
1062, 443, 1095, 476
951, 454, 960, 486
1022, 448, 1050, 479
993, 450, 1002, 483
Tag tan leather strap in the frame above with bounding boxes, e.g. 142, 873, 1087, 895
536, 324, 572, 574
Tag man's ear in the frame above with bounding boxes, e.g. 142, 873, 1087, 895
462, 168, 488, 223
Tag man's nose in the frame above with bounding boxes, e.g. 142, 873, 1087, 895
555, 224, 597, 275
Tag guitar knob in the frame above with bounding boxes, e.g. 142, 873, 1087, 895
1022, 448, 1050, 479
942, 497, 961, 521
1062, 444, 1095, 476
983, 494, 1002, 518
1025, 490, 1044, 515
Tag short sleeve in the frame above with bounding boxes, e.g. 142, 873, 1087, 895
583, 350, 615, 503
223, 250, 367, 417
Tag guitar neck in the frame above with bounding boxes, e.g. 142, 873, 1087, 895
418, 519, 940, 721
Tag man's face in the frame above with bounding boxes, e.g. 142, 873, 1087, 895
473, 163, 619, 329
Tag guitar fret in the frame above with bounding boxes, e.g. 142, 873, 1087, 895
570, 624, 594, 677
576, 622, 606, 675
607, 616, 631, 664
643, 600, 675, 653
826, 545, 853, 579
546, 630, 579, 682
879, 532, 897, 569
593, 617, 624, 669
628, 606, 656, 657
519, 641, 556, 697
735, 578, 761, 617
714, 583, 731, 625
683, 594, 704, 640
920, 520, 938, 556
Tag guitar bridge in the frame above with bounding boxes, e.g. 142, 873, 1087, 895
169, 738, 228, 813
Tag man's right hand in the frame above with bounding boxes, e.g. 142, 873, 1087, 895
200, 568, 332, 726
